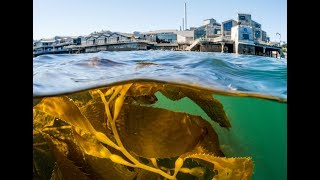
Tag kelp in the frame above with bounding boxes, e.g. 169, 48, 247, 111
41, 133, 90, 180
116, 104, 206, 158
127, 82, 231, 128
183, 153, 253, 180
33, 82, 253, 179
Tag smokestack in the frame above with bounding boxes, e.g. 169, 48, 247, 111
182, 18, 184, 30
184, 2, 187, 30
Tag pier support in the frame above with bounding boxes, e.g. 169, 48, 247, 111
221, 42, 225, 53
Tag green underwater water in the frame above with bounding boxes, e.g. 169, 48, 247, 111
151, 92, 287, 180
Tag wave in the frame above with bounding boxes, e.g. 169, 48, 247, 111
33, 51, 287, 99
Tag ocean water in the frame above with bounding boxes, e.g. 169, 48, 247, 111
33, 51, 287, 180
152, 92, 286, 180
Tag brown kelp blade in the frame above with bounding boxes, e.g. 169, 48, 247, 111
79, 100, 110, 131
33, 108, 55, 131
186, 118, 225, 157
34, 96, 97, 133
179, 87, 231, 129
185, 153, 254, 180
42, 133, 90, 180
122, 82, 230, 129
50, 164, 64, 180
34, 96, 119, 150
117, 104, 216, 158
73, 128, 111, 159
154, 83, 231, 129
158, 84, 185, 101
126, 83, 158, 105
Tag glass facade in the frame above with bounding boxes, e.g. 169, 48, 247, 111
194, 29, 206, 39
255, 31, 261, 39
156, 33, 177, 43
262, 31, 267, 42
223, 22, 233, 31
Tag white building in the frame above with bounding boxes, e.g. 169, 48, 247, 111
231, 25, 255, 54
176, 30, 194, 44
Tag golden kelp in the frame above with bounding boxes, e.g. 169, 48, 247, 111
33, 82, 253, 179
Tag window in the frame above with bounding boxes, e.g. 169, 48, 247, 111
223, 22, 232, 31
239, 16, 246, 20
242, 34, 249, 40
255, 31, 261, 39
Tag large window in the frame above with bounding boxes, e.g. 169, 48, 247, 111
223, 22, 232, 31
242, 34, 249, 40
194, 29, 206, 39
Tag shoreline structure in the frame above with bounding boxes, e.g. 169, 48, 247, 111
33, 13, 285, 58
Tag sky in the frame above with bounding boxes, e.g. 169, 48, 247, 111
33, 0, 287, 42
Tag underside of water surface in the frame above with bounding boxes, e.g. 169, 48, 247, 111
33, 80, 286, 180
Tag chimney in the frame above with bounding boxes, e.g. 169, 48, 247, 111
182, 18, 184, 30
184, 2, 187, 30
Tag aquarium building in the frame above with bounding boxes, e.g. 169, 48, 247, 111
186, 13, 283, 57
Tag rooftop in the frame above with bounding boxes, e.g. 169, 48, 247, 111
141, 29, 179, 35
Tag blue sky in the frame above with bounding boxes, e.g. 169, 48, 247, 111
33, 0, 287, 42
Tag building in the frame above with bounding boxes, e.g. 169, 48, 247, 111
141, 30, 178, 43
194, 28, 206, 39
96, 34, 109, 45
176, 30, 194, 44
261, 30, 268, 42
203, 18, 216, 26
133, 31, 144, 39
33, 36, 82, 56
85, 35, 99, 46
231, 25, 255, 54
251, 20, 262, 42
33, 12, 282, 58
33, 39, 56, 55
221, 19, 237, 38
238, 13, 252, 26
236, 14, 269, 43
82, 32, 132, 46
185, 13, 282, 57
176, 30, 194, 50
194, 18, 221, 39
